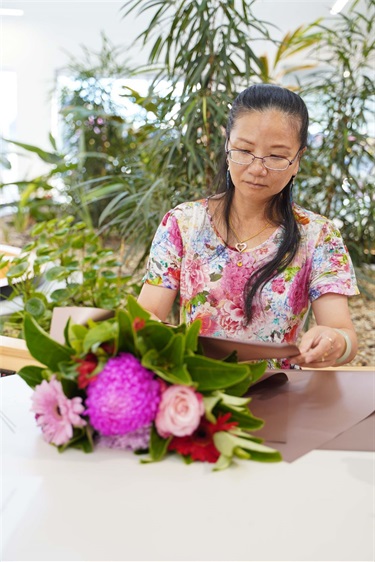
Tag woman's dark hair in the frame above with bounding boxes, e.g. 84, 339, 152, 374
214, 83, 309, 323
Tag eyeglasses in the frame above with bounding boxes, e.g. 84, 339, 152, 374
226, 147, 301, 171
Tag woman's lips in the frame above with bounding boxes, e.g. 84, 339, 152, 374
245, 181, 266, 188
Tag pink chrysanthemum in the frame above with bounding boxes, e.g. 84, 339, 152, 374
31, 377, 86, 446
85, 353, 161, 436
97, 425, 151, 451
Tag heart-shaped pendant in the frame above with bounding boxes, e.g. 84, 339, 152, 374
235, 242, 247, 253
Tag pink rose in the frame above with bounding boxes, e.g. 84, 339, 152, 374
155, 385, 205, 438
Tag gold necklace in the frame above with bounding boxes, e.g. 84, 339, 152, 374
229, 220, 271, 253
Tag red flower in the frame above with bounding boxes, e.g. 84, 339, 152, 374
168, 413, 237, 463
133, 317, 146, 331
76, 353, 99, 389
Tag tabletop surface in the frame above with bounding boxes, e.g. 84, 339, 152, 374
1, 374, 374, 562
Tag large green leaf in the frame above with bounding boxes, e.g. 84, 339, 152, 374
17, 365, 44, 389
184, 355, 250, 391
126, 294, 151, 321
158, 333, 185, 365
148, 425, 171, 462
3, 138, 63, 164
141, 349, 192, 385
138, 322, 175, 352
117, 309, 136, 354
184, 319, 201, 354
23, 314, 74, 371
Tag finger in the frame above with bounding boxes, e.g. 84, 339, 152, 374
298, 333, 321, 354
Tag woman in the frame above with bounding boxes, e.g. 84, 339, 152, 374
138, 84, 359, 369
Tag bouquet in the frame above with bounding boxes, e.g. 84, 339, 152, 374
18, 296, 281, 470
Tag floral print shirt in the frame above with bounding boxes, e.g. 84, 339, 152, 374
143, 199, 359, 368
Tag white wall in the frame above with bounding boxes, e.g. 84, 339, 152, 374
1, 1, 152, 179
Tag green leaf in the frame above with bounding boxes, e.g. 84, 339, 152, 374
3, 138, 63, 164
50, 288, 72, 306
68, 323, 88, 352
219, 407, 264, 431
159, 333, 185, 365
58, 426, 94, 453
138, 322, 175, 352
60, 376, 80, 398
149, 425, 171, 461
226, 361, 267, 396
213, 431, 282, 462
141, 349, 192, 385
82, 321, 118, 354
213, 453, 232, 471
185, 319, 201, 354
203, 395, 221, 422
45, 266, 69, 282
23, 314, 74, 371
7, 262, 28, 279
25, 297, 46, 319
126, 294, 151, 321
117, 309, 136, 354
17, 366, 44, 389
185, 355, 250, 391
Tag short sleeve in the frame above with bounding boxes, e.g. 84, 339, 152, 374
142, 209, 183, 290
308, 220, 359, 301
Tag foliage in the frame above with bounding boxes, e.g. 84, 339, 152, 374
1, 34, 150, 232
257, 22, 323, 87
296, 0, 375, 264
56, 33, 140, 226
2, 0, 374, 270
100, 0, 273, 251
0, 135, 71, 231
18, 295, 281, 469
0, 216, 140, 337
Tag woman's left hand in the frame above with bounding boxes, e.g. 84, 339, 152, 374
292, 325, 346, 368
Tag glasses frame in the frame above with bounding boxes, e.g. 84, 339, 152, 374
225, 141, 301, 172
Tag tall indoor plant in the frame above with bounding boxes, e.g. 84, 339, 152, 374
296, 0, 374, 264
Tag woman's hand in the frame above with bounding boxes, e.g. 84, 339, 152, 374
292, 293, 358, 368
292, 325, 347, 368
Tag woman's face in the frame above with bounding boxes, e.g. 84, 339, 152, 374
227, 109, 303, 202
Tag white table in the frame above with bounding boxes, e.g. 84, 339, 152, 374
1, 375, 374, 562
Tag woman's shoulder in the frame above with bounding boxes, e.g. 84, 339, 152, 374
293, 204, 340, 235
164, 198, 208, 221
172, 198, 207, 211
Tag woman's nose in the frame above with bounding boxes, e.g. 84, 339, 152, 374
247, 158, 267, 175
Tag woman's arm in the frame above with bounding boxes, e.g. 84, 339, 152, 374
137, 283, 178, 322
293, 293, 358, 368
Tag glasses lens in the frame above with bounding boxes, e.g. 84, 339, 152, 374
263, 157, 290, 171
228, 150, 254, 165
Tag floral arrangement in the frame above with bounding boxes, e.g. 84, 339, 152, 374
18, 296, 281, 470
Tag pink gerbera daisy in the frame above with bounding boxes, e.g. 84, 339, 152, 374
31, 377, 86, 446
